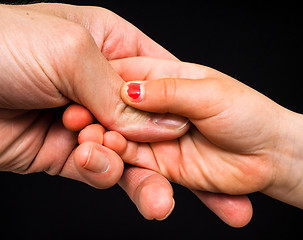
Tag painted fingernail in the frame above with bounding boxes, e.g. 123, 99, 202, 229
126, 82, 144, 102
83, 147, 109, 173
152, 113, 189, 130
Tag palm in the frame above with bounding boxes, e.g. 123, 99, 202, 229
120, 125, 273, 195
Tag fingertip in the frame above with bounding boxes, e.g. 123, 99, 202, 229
119, 81, 191, 142
193, 191, 253, 228
120, 81, 145, 105
135, 174, 175, 221
220, 195, 253, 228
120, 82, 129, 104
156, 198, 175, 221
78, 124, 105, 145
119, 167, 175, 221
74, 142, 124, 189
73, 142, 92, 167
63, 103, 95, 131
103, 131, 127, 155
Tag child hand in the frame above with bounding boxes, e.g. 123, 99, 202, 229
71, 121, 252, 227
113, 57, 303, 210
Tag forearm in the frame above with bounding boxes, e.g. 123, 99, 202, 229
262, 108, 303, 208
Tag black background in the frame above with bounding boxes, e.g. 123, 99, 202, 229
0, 1, 302, 239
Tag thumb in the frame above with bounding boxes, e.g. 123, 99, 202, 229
120, 77, 232, 120
51, 25, 189, 142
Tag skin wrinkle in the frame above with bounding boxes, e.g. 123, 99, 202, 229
122, 166, 153, 200
0, 111, 39, 155
116, 104, 152, 133
24, 110, 64, 174
1, 111, 45, 172
187, 130, 219, 192
21, 112, 56, 174
31, 51, 69, 107
137, 33, 150, 57
150, 143, 162, 176
100, 13, 117, 58
128, 143, 143, 168
266, 117, 302, 194
1, 40, 29, 108
144, 58, 157, 80
1, 9, 68, 109
162, 78, 176, 114
267, 110, 297, 192
176, 136, 186, 187
151, 142, 172, 180
283, 175, 303, 204
40, 119, 78, 176
102, 19, 126, 60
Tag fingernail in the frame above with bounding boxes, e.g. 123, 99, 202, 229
126, 82, 144, 102
83, 147, 109, 173
157, 198, 175, 221
152, 113, 189, 130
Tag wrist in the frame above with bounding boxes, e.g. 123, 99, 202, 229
263, 107, 303, 208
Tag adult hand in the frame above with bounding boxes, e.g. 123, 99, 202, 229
0, 3, 187, 220
112, 57, 303, 211
11, 3, 188, 141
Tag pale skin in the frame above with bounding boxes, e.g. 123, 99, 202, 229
0, 3, 192, 221
2, 3, 294, 227
1, 3, 254, 224
66, 57, 303, 226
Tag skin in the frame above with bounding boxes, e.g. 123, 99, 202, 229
116, 57, 303, 208
67, 57, 303, 226
0, 3, 189, 221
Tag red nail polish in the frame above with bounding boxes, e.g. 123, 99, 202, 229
127, 83, 141, 100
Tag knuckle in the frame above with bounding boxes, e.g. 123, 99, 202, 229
59, 23, 94, 53
51, 22, 96, 98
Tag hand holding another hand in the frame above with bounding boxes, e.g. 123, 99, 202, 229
2, 2, 302, 228
69, 57, 303, 226
0, 3, 187, 222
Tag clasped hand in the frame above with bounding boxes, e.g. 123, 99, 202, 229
1, 3, 302, 228
0, 3, 187, 223
65, 57, 303, 227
